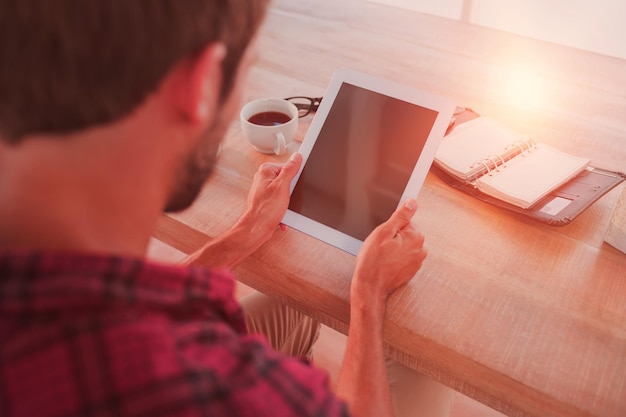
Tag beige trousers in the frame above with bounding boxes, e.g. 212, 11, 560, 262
241, 291, 454, 417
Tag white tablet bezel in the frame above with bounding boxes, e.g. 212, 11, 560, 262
282, 68, 456, 255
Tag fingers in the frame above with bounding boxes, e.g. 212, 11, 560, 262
257, 162, 282, 178
257, 152, 302, 182
277, 152, 302, 181
386, 198, 418, 234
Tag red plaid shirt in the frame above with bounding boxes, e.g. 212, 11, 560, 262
0, 251, 349, 417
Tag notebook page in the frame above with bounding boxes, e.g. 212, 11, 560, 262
435, 117, 523, 180
476, 144, 590, 209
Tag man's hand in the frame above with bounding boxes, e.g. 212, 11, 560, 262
337, 199, 426, 417
239, 152, 302, 240
183, 153, 301, 268
353, 198, 426, 304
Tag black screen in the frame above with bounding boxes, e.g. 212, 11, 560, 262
289, 83, 438, 240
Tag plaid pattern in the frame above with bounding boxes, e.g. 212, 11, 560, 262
0, 251, 349, 417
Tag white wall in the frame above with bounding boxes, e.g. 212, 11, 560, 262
367, 0, 626, 60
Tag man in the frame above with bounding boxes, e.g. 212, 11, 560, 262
0, 1, 453, 416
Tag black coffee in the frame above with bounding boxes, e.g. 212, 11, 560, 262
248, 111, 291, 126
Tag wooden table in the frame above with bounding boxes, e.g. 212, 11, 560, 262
153, 1, 626, 416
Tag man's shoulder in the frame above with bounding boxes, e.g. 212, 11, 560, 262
0, 250, 243, 323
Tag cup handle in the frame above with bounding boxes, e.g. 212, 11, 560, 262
274, 132, 287, 155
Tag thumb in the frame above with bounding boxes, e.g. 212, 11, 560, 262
388, 198, 418, 231
278, 152, 302, 181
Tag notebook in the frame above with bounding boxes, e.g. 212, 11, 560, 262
434, 117, 591, 209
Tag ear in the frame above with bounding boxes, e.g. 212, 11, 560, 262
175, 42, 227, 125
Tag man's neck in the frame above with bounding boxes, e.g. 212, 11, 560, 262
0, 125, 171, 258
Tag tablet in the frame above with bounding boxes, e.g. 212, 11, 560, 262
282, 68, 456, 255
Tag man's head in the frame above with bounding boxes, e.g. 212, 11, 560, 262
0, 0, 270, 213
0, 0, 268, 142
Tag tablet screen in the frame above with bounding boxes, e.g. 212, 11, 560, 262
288, 82, 439, 241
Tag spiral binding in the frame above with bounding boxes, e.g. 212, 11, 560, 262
508, 137, 537, 156
473, 160, 492, 175
469, 137, 537, 180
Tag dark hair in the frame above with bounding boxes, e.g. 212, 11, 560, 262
0, 0, 270, 144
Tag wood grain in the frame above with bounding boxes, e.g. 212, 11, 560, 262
154, 1, 626, 416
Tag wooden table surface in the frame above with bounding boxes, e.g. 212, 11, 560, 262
153, 1, 626, 416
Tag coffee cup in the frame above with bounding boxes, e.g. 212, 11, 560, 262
240, 98, 298, 155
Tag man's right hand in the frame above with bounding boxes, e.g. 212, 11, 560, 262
337, 198, 427, 417
352, 198, 426, 304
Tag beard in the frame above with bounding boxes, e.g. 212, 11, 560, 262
163, 117, 227, 213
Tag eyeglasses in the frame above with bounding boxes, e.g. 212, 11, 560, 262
285, 96, 323, 118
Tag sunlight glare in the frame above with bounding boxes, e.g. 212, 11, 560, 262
504, 68, 545, 109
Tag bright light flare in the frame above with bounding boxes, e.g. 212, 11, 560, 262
504, 68, 545, 109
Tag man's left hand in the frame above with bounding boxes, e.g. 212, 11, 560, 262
240, 152, 302, 242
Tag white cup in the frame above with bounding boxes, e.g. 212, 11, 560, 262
240, 98, 298, 155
